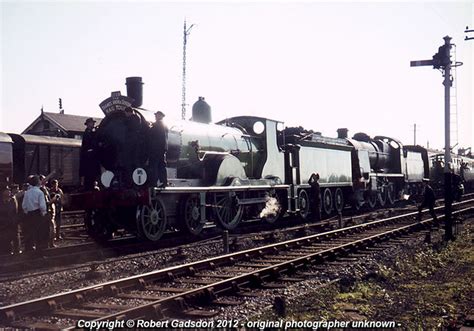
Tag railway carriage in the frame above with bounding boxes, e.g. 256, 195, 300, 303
0, 133, 13, 187
8, 134, 81, 189
0, 133, 81, 190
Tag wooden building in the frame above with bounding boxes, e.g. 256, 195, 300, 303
23, 111, 102, 139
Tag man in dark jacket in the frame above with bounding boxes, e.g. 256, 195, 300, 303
308, 173, 321, 221
80, 118, 101, 191
418, 178, 437, 221
0, 187, 18, 255
148, 111, 168, 188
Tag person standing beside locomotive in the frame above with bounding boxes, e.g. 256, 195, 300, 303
0, 187, 19, 255
39, 175, 57, 248
10, 184, 23, 254
80, 118, 101, 191
22, 175, 47, 252
148, 111, 168, 188
50, 179, 64, 240
308, 173, 321, 222
417, 178, 437, 222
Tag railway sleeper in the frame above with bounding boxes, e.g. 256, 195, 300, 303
278, 276, 306, 282
117, 293, 165, 301
234, 262, 274, 268
173, 297, 218, 318
210, 299, 242, 306
193, 273, 234, 279
179, 278, 217, 285
235, 289, 263, 297
335, 257, 359, 262
14, 322, 60, 330
54, 308, 104, 319
259, 282, 287, 289
182, 308, 219, 318
81, 303, 135, 311
364, 247, 387, 252
145, 286, 187, 293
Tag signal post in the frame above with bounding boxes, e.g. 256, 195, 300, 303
411, 36, 458, 241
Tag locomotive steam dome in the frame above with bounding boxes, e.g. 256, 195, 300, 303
192, 97, 212, 124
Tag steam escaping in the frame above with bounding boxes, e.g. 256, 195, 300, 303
259, 196, 281, 219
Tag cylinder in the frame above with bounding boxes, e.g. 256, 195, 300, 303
125, 77, 143, 108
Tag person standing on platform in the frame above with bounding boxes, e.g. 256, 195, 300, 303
49, 179, 64, 240
22, 176, 47, 252
148, 111, 168, 188
0, 187, 18, 255
80, 118, 101, 191
308, 173, 321, 222
417, 178, 437, 222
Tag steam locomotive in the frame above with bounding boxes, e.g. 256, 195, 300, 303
75, 77, 473, 242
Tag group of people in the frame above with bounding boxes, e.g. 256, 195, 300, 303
80, 108, 169, 190
0, 175, 64, 255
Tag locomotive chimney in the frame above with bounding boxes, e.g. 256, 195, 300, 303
125, 77, 144, 108
337, 128, 348, 139
192, 96, 212, 124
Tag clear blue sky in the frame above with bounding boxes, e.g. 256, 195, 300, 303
1, 1, 473, 151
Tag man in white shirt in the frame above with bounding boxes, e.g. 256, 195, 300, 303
22, 175, 47, 252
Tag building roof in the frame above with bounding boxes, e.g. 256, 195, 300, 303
44, 112, 102, 132
23, 112, 103, 135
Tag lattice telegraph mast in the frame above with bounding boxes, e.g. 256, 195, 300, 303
181, 19, 195, 120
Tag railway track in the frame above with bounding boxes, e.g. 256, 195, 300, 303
1, 199, 472, 329
0, 194, 469, 276
0, 202, 418, 277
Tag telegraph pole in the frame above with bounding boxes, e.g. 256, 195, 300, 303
181, 19, 195, 120
411, 36, 462, 241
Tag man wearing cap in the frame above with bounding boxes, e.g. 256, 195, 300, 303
148, 111, 168, 187
417, 178, 437, 222
80, 118, 101, 191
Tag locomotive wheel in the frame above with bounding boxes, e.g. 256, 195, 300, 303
262, 192, 282, 224
334, 188, 344, 213
85, 209, 113, 242
178, 194, 205, 235
368, 192, 377, 209
298, 189, 310, 220
213, 191, 243, 230
138, 198, 167, 241
322, 188, 333, 215
387, 184, 396, 206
